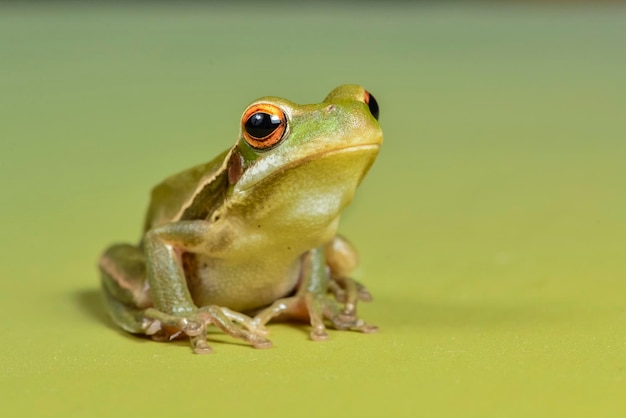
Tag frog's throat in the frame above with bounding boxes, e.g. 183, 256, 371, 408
233, 143, 380, 193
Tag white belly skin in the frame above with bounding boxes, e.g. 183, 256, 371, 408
184, 252, 302, 312
183, 218, 339, 312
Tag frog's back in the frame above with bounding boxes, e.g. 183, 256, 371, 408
143, 149, 231, 231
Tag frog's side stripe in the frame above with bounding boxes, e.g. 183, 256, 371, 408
179, 153, 230, 222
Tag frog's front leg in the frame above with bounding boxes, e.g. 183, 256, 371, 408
143, 220, 271, 353
253, 246, 377, 341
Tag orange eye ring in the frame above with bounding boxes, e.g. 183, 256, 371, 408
241, 103, 287, 150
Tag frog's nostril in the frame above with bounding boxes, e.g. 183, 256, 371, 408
364, 91, 379, 121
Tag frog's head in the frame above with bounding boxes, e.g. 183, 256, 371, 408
227, 85, 382, 225
231, 84, 382, 191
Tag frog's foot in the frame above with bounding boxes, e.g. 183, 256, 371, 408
252, 294, 377, 341
143, 307, 272, 354
328, 276, 373, 322
305, 292, 378, 341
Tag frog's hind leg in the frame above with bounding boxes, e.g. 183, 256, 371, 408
102, 286, 148, 334
99, 243, 271, 353
325, 235, 373, 320
99, 243, 153, 334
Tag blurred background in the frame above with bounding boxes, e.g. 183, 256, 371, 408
1, 1, 625, 417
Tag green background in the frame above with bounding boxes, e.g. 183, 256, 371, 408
1, 2, 625, 417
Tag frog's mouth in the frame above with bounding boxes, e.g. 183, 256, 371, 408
234, 143, 381, 193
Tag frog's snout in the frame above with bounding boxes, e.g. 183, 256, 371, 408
324, 84, 380, 121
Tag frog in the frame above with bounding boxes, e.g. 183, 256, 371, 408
99, 84, 383, 354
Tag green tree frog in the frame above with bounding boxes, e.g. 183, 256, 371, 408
99, 85, 383, 354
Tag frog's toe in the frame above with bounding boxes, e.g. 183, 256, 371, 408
150, 329, 173, 342
349, 320, 378, 334
142, 318, 162, 335
311, 329, 329, 341
191, 339, 214, 355
357, 287, 373, 302
198, 305, 275, 350
178, 317, 205, 337
338, 311, 357, 324
249, 322, 271, 337
244, 316, 271, 336
253, 338, 273, 349
238, 329, 272, 349
360, 324, 379, 333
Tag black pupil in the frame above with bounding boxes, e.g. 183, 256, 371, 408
367, 93, 380, 120
245, 112, 281, 139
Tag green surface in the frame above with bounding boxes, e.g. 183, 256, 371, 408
2, 2, 626, 417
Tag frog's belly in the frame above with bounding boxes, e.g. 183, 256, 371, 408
182, 253, 302, 312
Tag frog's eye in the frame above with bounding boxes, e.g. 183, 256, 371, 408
242, 103, 287, 150
364, 91, 379, 121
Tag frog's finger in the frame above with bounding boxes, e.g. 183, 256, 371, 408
190, 330, 213, 354
305, 293, 330, 341
251, 296, 301, 329
200, 305, 273, 349
219, 306, 270, 337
